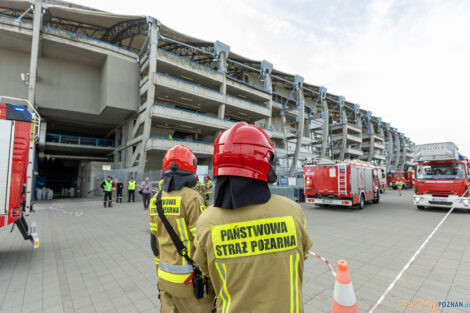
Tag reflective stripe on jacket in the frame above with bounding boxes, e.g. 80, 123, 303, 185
194, 195, 313, 313
148, 187, 206, 298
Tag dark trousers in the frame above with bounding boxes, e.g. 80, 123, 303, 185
116, 189, 123, 203
128, 190, 135, 202
142, 193, 151, 209
103, 191, 112, 207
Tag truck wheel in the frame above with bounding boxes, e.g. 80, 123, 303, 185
417, 205, 425, 210
373, 191, 380, 204
356, 194, 365, 210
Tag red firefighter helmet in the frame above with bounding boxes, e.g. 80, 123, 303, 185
204, 174, 210, 180
162, 144, 197, 174
195, 175, 199, 180
213, 122, 275, 182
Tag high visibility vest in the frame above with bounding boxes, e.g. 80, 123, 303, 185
128, 181, 136, 190
104, 180, 113, 192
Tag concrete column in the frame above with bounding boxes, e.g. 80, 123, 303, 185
289, 75, 304, 175
217, 50, 226, 119
138, 18, 159, 173
338, 96, 346, 161
340, 110, 347, 161
399, 134, 406, 170
393, 131, 400, 170
261, 60, 273, 128
215, 41, 229, 120
385, 124, 393, 171
367, 111, 374, 163
124, 120, 133, 167
356, 117, 363, 155
319, 87, 329, 159
280, 109, 288, 151
28, 0, 43, 107
113, 128, 121, 164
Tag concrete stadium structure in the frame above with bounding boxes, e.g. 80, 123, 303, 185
0, 0, 414, 197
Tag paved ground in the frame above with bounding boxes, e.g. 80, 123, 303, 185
1, 189, 469, 313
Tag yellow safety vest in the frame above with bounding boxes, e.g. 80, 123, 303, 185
104, 180, 113, 192
128, 181, 136, 190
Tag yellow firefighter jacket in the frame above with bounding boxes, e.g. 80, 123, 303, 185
193, 181, 203, 194
149, 187, 206, 298
194, 194, 313, 313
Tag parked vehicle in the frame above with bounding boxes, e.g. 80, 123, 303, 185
388, 170, 414, 189
303, 159, 380, 209
0, 97, 40, 247
413, 142, 470, 211
376, 166, 387, 193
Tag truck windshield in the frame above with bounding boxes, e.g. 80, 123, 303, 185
391, 173, 402, 178
416, 163, 466, 180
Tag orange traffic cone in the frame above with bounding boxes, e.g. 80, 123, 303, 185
331, 260, 359, 313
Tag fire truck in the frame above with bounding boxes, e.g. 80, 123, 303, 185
0, 97, 40, 247
388, 170, 414, 189
413, 142, 470, 212
303, 159, 380, 209
376, 166, 387, 193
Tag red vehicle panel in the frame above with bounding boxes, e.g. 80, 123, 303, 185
304, 159, 380, 209
0, 98, 40, 247
7, 121, 30, 225
413, 142, 470, 210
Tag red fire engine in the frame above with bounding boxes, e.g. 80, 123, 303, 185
413, 142, 470, 211
388, 170, 414, 189
0, 97, 40, 247
303, 159, 380, 209
376, 166, 387, 193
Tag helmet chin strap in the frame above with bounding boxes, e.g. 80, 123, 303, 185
267, 154, 278, 184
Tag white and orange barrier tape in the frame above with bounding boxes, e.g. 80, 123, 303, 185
368, 205, 456, 313
309, 250, 336, 277
35, 206, 83, 217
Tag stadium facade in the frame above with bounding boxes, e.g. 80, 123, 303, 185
0, 0, 414, 196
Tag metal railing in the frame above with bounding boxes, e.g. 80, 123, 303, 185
46, 133, 115, 147
149, 135, 214, 146
156, 72, 267, 109
226, 74, 269, 93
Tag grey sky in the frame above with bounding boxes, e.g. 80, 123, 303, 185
73, 0, 470, 155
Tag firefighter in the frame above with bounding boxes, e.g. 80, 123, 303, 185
202, 174, 213, 206
193, 122, 313, 313
148, 144, 214, 312
158, 173, 163, 192
128, 177, 136, 202
100, 176, 113, 208
396, 179, 404, 196
116, 179, 124, 203
194, 175, 203, 195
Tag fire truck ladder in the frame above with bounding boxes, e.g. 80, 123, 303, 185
338, 163, 348, 196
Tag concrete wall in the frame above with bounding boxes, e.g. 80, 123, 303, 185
0, 48, 29, 99
37, 56, 102, 114
0, 45, 139, 117
100, 55, 139, 113
79, 161, 113, 198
